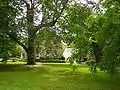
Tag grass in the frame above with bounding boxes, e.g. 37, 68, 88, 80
0, 62, 119, 90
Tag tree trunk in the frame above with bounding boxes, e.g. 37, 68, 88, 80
92, 42, 101, 64
27, 31, 36, 65
26, 3, 36, 65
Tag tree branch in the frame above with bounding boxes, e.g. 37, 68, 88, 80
34, 0, 68, 33
7, 33, 28, 53
21, 0, 30, 9
30, 0, 33, 4
53, 0, 68, 23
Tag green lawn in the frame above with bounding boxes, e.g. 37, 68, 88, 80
0, 62, 119, 90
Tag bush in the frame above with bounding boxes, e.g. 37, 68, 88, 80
36, 59, 65, 63
10, 58, 24, 62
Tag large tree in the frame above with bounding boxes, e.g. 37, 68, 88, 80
3, 0, 69, 65
58, 2, 93, 59
73, 0, 120, 73
0, 34, 16, 61
0, 0, 17, 60
94, 0, 120, 73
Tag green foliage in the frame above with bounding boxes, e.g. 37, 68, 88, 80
67, 55, 78, 72
0, 0, 16, 31
58, 4, 92, 58
10, 57, 24, 62
0, 35, 23, 62
57, 0, 120, 74
71, 64, 78, 72
0, 36, 14, 60
1, 0, 120, 73
0, 0, 19, 62
83, 0, 120, 73
86, 60, 97, 73
36, 29, 63, 59
97, 1, 120, 73
3, 0, 69, 64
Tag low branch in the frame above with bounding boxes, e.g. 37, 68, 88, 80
7, 33, 28, 53
34, 22, 53, 33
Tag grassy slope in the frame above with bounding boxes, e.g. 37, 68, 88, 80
0, 63, 119, 90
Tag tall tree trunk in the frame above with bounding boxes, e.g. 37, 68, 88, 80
26, 3, 36, 65
27, 31, 36, 65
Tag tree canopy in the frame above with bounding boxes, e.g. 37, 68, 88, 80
0, 0, 120, 73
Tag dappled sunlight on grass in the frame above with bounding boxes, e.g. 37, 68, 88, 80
0, 63, 119, 90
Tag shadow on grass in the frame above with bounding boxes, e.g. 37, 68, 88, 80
0, 63, 120, 84
0, 64, 49, 73
0, 63, 120, 90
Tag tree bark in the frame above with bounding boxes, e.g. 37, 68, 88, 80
26, 2, 36, 65
92, 42, 101, 64
27, 31, 36, 65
